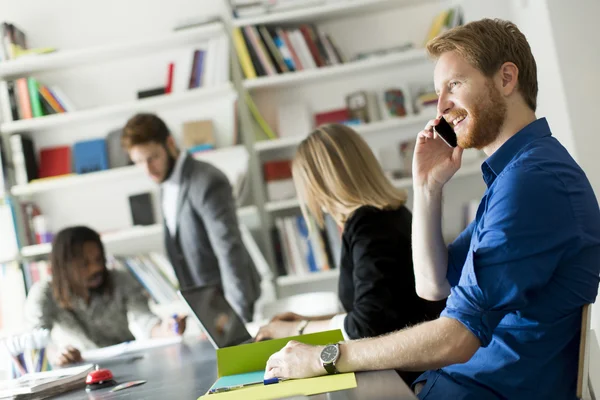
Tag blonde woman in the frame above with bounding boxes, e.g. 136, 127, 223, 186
256, 124, 445, 372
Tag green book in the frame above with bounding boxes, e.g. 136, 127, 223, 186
27, 77, 43, 118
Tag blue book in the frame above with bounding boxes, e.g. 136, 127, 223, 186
73, 138, 109, 174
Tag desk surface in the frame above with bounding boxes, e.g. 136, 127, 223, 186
59, 339, 417, 400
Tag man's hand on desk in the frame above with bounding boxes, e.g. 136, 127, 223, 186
255, 320, 300, 342
265, 341, 326, 380
51, 345, 83, 366
152, 315, 187, 338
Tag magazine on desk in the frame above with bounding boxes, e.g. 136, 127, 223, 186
0, 364, 93, 399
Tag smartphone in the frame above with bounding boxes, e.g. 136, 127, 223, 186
434, 117, 458, 148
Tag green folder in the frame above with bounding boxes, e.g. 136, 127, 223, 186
199, 330, 357, 400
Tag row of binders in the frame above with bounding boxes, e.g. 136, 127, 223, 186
0, 77, 74, 123
111, 253, 180, 305
233, 23, 346, 79
272, 214, 342, 277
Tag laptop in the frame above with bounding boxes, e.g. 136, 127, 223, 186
177, 286, 255, 349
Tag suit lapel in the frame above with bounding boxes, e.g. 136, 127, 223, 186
174, 155, 193, 238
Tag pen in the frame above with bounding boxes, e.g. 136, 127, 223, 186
172, 314, 179, 334
207, 378, 286, 394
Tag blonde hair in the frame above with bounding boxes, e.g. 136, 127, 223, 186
427, 18, 538, 111
292, 124, 407, 228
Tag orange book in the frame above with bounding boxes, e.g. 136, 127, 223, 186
15, 78, 32, 119
38, 86, 66, 113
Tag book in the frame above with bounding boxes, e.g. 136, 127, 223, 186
38, 146, 71, 179
128, 193, 155, 226
26, 77, 43, 118
182, 119, 215, 149
137, 87, 166, 99
314, 108, 350, 127
10, 134, 38, 185
106, 128, 132, 168
73, 138, 109, 174
232, 28, 257, 79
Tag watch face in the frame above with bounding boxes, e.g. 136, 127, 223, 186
320, 345, 339, 363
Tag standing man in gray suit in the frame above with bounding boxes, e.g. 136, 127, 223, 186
122, 113, 261, 322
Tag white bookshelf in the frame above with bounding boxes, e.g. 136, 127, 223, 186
10, 144, 246, 196
276, 268, 339, 286
0, 22, 224, 79
265, 161, 483, 213
243, 48, 428, 91
232, 0, 429, 27
19, 205, 259, 259
0, 83, 236, 135
255, 112, 436, 152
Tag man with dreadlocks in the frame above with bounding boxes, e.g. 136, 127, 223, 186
24, 226, 186, 366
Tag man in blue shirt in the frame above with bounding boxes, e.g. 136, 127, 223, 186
262, 18, 600, 399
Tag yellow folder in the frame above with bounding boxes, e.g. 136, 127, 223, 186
199, 330, 356, 400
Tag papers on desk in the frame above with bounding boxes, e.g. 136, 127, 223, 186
81, 336, 183, 363
199, 330, 357, 400
0, 364, 94, 399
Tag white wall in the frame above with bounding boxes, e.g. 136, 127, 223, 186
0, 0, 226, 50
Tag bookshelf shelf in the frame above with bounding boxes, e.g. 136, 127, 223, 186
232, 0, 426, 27
264, 161, 483, 213
255, 112, 436, 152
276, 268, 339, 286
19, 205, 259, 258
265, 198, 300, 213
0, 22, 224, 79
242, 48, 428, 91
11, 144, 246, 196
0, 83, 237, 135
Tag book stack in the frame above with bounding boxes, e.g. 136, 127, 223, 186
232, 23, 345, 79
0, 363, 94, 399
111, 253, 179, 305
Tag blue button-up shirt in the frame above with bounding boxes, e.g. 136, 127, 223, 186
417, 118, 600, 400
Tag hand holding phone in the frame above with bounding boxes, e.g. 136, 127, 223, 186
434, 117, 458, 148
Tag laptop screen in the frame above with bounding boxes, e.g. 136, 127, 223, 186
178, 286, 253, 349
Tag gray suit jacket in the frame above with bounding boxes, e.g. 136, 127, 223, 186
164, 154, 260, 321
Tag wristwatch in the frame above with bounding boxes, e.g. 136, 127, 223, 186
320, 343, 340, 374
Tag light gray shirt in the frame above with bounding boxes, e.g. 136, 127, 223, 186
24, 269, 161, 351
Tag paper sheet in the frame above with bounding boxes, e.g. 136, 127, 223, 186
210, 370, 264, 390
199, 373, 356, 399
81, 336, 182, 362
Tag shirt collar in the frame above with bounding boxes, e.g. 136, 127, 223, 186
162, 150, 187, 187
482, 117, 551, 187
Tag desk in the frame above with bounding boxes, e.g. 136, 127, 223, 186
59, 339, 417, 399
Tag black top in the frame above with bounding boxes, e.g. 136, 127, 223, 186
339, 205, 446, 339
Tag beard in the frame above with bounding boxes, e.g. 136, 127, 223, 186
451, 79, 507, 150
159, 148, 177, 183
